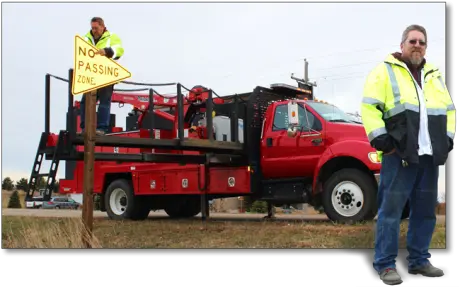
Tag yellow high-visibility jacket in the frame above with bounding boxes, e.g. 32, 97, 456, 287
84, 30, 124, 60
361, 53, 455, 165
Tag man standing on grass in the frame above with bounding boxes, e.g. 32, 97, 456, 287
78, 16, 125, 136
361, 24, 455, 285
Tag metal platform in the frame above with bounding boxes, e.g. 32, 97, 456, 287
71, 134, 244, 153
54, 150, 245, 166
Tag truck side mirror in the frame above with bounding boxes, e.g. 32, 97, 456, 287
287, 101, 299, 138
287, 126, 298, 137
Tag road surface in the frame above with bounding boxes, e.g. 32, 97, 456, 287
1, 208, 446, 224
2, 208, 328, 221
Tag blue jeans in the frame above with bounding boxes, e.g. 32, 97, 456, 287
79, 84, 114, 132
373, 152, 438, 273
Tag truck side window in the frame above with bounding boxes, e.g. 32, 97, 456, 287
272, 104, 322, 131
299, 106, 322, 131
273, 105, 289, 131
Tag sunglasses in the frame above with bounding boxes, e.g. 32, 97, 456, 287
408, 39, 426, 46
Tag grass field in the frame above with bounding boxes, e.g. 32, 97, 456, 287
1, 189, 447, 249
2, 216, 446, 249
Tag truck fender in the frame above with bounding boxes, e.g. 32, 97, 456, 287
101, 171, 137, 195
312, 147, 334, 195
312, 140, 379, 195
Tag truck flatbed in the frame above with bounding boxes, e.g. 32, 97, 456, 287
71, 133, 244, 153
49, 148, 245, 166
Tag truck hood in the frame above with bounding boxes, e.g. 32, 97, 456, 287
325, 121, 369, 144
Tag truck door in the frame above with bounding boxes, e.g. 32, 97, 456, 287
261, 103, 325, 179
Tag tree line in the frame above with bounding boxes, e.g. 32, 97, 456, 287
2, 176, 59, 193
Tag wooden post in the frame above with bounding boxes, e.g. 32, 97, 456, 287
82, 90, 97, 248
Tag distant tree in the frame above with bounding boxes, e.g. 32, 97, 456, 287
249, 201, 268, 213
15, 178, 29, 191
8, 190, 22, 208
2, 177, 14, 191
243, 199, 269, 213
242, 196, 254, 212
38, 177, 47, 189
94, 194, 101, 210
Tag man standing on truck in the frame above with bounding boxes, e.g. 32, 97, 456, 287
361, 24, 455, 285
79, 17, 125, 136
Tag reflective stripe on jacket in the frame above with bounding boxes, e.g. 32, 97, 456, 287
361, 54, 455, 165
84, 30, 124, 60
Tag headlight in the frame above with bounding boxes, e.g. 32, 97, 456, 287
368, 152, 381, 164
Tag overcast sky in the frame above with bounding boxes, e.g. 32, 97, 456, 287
1, 2, 447, 199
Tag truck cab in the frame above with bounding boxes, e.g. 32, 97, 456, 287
254, 85, 381, 222
261, 99, 378, 178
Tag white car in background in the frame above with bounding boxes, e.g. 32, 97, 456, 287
25, 189, 49, 208
25, 196, 44, 208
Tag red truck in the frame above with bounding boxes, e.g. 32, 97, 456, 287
27, 68, 388, 223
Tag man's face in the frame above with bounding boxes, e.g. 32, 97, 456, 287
401, 30, 427, 66
91, 21, 104, 38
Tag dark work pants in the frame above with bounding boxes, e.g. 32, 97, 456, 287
79, 84, 114, 132
373, 152, 438, 273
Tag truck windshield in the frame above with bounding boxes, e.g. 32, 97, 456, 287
306, 102, 358, 123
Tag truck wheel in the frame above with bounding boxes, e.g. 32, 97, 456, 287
105, 179, 150, 221
164, 197, 201, 218
322, 168, 377, 223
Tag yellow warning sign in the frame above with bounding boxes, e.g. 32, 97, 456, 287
72, 35, 131, 95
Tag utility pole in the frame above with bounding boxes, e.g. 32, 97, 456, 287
81, 90, 96, 248
291, 58, 317, 99
303, 58, 309, 86
291, 59, 317, 100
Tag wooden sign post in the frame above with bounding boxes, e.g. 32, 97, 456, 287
72, 35, 131, 248
81, 90, 96, 248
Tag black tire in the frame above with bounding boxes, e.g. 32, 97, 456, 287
322, 168, 377, 223
104, 179, 150, 221
164, 197, 201, 218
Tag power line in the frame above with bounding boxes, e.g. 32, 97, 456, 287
46, 37, 445, 97
307, 37, 445, 61
218, 37, 445, 81
313, 60, 380, 72
315, 71, 371, 81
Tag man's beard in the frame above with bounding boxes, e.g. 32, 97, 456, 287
409, 51, 423, 65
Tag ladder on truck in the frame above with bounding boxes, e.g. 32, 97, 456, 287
25, 131, 66, 201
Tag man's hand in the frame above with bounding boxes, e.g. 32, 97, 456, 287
95, 49, 106, 56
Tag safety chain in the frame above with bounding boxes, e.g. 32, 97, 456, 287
47, 73, 245, 102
